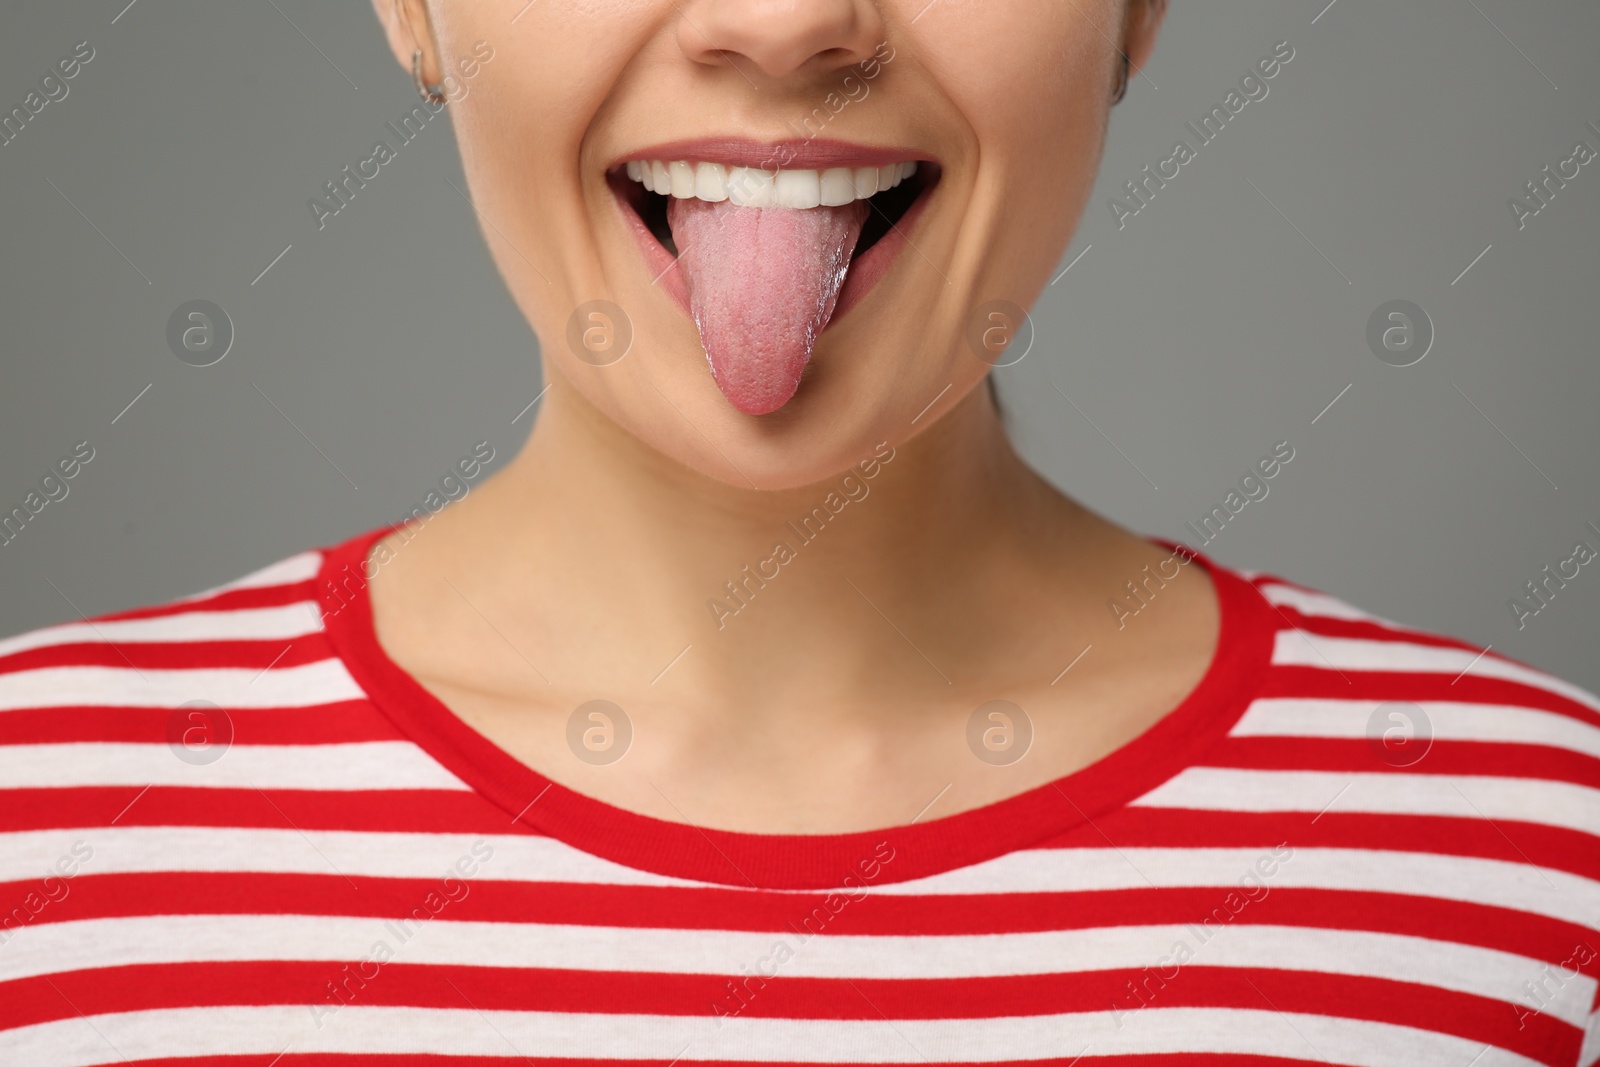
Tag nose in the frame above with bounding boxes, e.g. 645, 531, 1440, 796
677, 0, 884, 81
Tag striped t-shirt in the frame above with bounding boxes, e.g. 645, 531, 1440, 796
2, 527, 1598, 1066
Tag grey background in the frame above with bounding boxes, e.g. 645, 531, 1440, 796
2, 1, 1596, 689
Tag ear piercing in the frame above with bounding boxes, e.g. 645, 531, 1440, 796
412, 49, 446, 105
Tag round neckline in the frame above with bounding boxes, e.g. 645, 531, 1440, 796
317, 526, 1275, 890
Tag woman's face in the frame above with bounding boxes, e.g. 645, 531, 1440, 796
379, 0, 1162, 489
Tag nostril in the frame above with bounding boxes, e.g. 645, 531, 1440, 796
812, 46, 859, 66
675, 0, 885, 81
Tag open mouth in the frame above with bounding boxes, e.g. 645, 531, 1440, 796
608, 147, 941, 415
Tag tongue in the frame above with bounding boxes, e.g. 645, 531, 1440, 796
667, 197, 868, 415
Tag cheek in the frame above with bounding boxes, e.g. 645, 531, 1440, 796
993, 35, 1108, 257
433, 4, 658, 343
912, 0, 1111, 328
921, 0, 1111, 146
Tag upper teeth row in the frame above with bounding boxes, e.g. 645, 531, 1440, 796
624, 159, 918, 209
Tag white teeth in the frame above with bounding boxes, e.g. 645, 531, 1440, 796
775, 169, 821, 209
726, 166, 775, 208
820, 168, 856, 207
668, 160, 696, 199
622, 157, 922, 207
694, 162, 729, 202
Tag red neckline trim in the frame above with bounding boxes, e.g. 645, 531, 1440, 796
316, 527, 1275, 890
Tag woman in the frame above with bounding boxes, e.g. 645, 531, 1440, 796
2, 0, 1597, 1064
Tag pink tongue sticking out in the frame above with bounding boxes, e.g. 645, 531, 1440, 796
667, 196, 868, 415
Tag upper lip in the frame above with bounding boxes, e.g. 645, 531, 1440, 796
608, 137, 933, 172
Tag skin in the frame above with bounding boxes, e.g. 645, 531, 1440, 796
366, 0, 1210, 834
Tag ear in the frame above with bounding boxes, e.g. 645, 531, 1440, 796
371, 0, 440, 82
1122, 0, 1168, 75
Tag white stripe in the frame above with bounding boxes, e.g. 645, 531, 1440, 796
1273, 631, 1600, 712
0, 827, 689, 888
181, 550, 324, 601
0, 741, 466, 791
1133, 767, 1600, 837
1257, 582, 1410, 630
0, 1005, 1543, 1066
0, 659, 365, 711
3, 915, 1584, 1023
877, 847, 1600, 930
0, 603, 324, 660
1233, 697, 1600, 760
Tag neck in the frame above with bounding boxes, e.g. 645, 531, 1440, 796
383, 374, 1101, 706
365, 373, 1219, 835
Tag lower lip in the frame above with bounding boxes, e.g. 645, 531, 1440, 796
608, 173, 936, 327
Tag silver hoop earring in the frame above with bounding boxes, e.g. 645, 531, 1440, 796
1111, 52, 1131, 104
412, 49, 446, 105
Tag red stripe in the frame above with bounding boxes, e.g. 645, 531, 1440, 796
0, 786, 490, 832
0, 638, 333, 674
1260, 667, 1600, 727
0, 701, 400, 747
1206, 735, 1600, 788
1049, 805, 1600, 883
3, 871, 1595, 970
0, 962, 1577, 1061
1268, 608, 1480, 651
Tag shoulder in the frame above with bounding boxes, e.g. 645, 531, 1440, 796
0, 545, 385, 781
1176, 565, 1600, 842
1235, 566, 1600, 743
0, 547, 333, 687
1119, 563, 1600, 964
